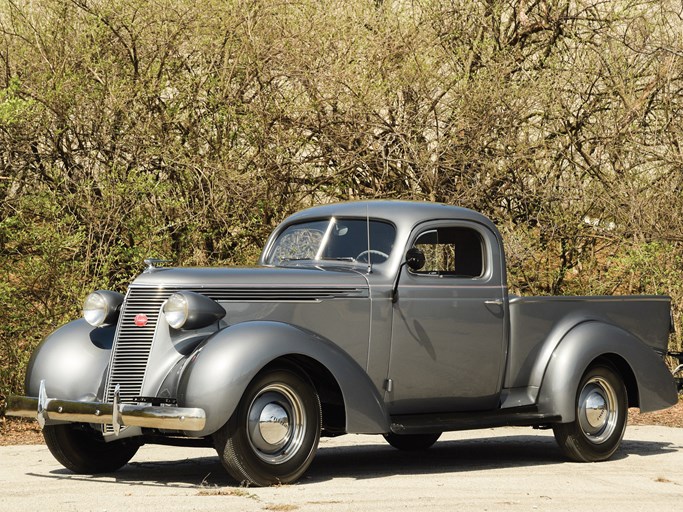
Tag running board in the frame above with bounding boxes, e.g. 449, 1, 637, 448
390, 406, 561, 435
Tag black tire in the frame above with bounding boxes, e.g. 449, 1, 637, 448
384, 432, 441, 451
213, 367, 322, 486
552, 363, 628, 462
43, 424, 141, 473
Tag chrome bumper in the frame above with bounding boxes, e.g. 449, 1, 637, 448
6, 381, 206, 434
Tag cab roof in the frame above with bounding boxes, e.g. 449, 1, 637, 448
283, 200, 497, 231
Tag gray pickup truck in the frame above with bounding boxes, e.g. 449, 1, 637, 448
7, 201, 678, 486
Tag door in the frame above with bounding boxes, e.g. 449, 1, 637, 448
386, 222, 506, 414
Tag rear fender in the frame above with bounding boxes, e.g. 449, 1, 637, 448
177, 320, 389, 437
537, 321, 677, 422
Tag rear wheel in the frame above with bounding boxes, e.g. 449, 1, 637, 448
553, 363, 627, 462
384, 432, 441, 451
43, 424, 140, 473
213, 367, 321, 486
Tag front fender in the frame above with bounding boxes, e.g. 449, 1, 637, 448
537, 321, 677, 422
177, 321, 389, 437
25, 319, 114, 401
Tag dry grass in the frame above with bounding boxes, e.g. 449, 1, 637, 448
196, 487, 259, 499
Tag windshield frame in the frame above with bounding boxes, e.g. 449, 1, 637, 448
262, 216, 397, 269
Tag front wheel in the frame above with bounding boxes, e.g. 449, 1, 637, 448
213, 367, 321, 486
553, 363, 627, 462
43, 424, 140, 473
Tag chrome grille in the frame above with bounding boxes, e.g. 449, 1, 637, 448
104, 288, 172, 406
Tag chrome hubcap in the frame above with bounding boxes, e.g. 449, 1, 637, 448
247, 383, 306, 464
577, 377, 618, 444
258, 403, 290, 445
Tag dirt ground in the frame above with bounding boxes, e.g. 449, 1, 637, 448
3, 425, 683, 512
1, 398, 681, 446
2, 399, 682, 511
627, 398, 683, 428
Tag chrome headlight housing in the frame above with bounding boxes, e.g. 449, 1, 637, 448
163, 291, 225, 330
163, 293, 190, 329
83, 290, 124, 327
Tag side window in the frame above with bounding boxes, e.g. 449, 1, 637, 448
411, 227, 484, 278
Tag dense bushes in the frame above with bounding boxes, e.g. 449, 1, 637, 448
1, 0, 682, 411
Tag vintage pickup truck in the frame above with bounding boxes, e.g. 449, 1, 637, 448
7, 201, 678, 486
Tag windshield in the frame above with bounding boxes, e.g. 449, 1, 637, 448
265, 217, 396, 266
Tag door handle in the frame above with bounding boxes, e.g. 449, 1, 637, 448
484, 299, 503, 306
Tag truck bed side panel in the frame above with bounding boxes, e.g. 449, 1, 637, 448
505, 295, 671, 390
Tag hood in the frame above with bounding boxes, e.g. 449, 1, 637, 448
130, 266, 369, 292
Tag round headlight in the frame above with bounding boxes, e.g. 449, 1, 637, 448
162, 291, 226, 330
83, 290, 124, 327
163, 293, 189, 329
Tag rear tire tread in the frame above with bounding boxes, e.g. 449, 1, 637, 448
553, 363, 627, 462
384, 432, 441, 451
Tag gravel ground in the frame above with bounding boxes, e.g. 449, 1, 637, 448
2, 426, 682, 512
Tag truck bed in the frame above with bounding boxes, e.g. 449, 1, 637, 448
505, 295, 672, 391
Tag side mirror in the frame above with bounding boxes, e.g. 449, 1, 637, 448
405, 248, 425, 272
392, 248, 426, 303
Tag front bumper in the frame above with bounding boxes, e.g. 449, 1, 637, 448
6, 380, 206, 434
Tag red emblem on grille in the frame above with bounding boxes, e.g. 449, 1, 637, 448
134, 314, 149, 327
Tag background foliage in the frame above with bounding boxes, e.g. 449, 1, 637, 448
2, 0, 683, 412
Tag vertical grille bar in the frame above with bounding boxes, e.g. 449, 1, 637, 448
104, 288, 172, 406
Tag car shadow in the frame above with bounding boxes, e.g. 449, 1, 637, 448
304, 435, 678, 483
28, 434, 678, 488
